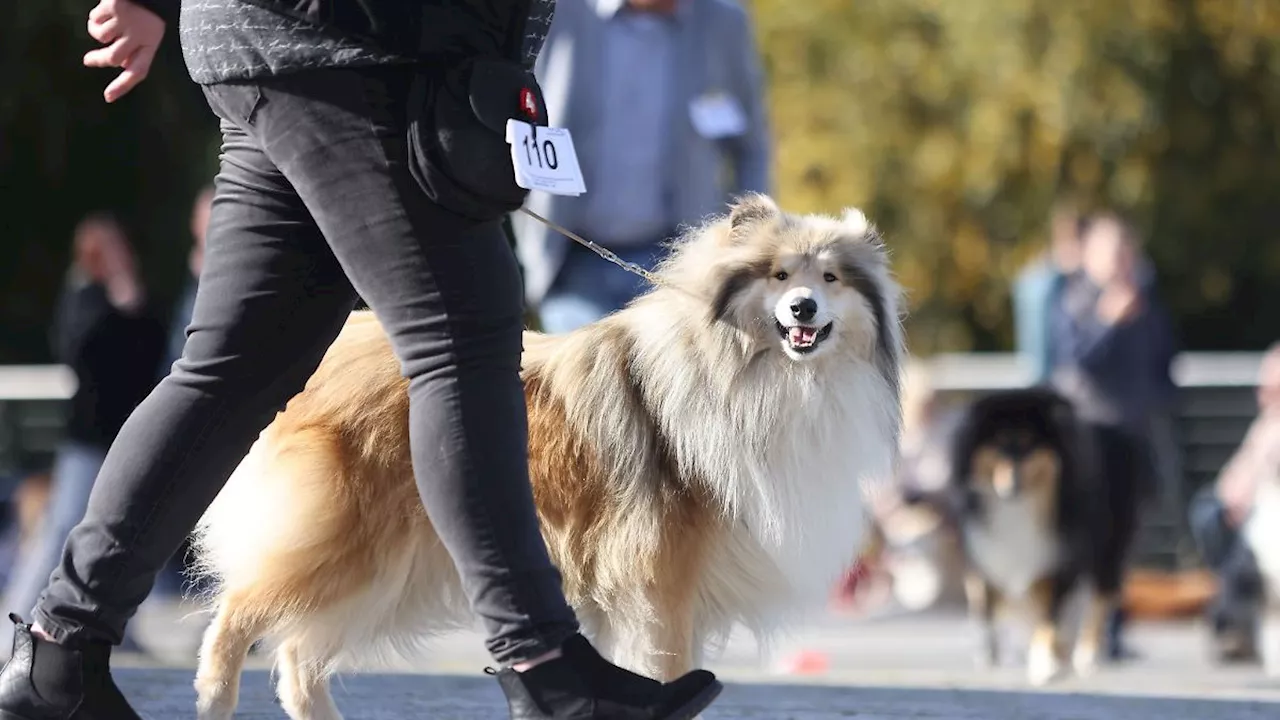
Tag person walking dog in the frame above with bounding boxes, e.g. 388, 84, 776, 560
0, 0, 721, 718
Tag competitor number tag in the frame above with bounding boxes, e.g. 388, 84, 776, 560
506, 119, 587, 196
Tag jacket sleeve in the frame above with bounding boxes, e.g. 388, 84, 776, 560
1049, 290, 1127, 373
520, 0, 558, 68
727, 6, 772, 196
1146, 294, 1179, 379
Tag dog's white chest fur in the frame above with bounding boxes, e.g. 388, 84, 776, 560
964, 499, 1061, 597
687, 360, 899, 622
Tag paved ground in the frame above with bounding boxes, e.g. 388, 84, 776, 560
118, 601, 1280, 718
113, 669, 1280, 719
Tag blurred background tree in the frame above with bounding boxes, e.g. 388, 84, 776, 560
1, 1, 218, 364
2, 0, 1278, 361
749, 0, 1280, 353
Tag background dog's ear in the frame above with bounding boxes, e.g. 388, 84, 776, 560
728, 193, 780, 232
1047, 393, 1077, 431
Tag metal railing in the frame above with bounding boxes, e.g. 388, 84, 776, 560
909, 351, 1265, 570
0, 353, 1266, 568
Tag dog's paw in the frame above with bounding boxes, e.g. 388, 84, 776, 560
1071, 643, 1099, 679
973, 642, 999, 670
1027, 645, 1064, 687
971, 627, 999, 669
193, 679, 236, 720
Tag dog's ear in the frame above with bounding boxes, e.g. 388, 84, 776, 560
840, 207, 880, 243
710, 261, 764, 325
728, 193, 780, 233
1047, 393, 1077, 431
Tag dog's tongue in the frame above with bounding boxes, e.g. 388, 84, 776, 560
789, 326, 818, 347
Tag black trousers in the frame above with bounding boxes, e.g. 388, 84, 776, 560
1084, 423, 1151, 655
1087, 423, 1147, 595
34, 66, 579, 664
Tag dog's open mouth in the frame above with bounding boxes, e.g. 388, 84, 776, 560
776, 321, 833, 353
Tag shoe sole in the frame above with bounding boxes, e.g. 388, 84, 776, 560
662, 679, 724, 720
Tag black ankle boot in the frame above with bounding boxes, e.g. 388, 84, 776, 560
492, 634, 722, 719
0, 615, 141, 720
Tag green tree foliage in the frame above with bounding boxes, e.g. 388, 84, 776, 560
748, 0, 1280, 353
1, 2, 218, 363
2, 2, 1277, 362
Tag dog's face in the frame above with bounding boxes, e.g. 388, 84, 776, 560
952, 390, 1076, 523
763, 251, 859, 360
705, 195, 902, 383
968, 431, 1061, 506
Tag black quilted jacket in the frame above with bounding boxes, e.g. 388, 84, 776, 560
135, 0, 555, 68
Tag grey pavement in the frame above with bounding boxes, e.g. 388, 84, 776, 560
117, 602, 1280, 718
114, 670, 1280, 719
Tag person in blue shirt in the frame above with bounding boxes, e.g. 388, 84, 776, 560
1049, 211, 1179, 662
1013, 202, 1085, 384
1051, 214, 1178, 435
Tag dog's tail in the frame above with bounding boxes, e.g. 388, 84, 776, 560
190, 430, 290, 606
191, 423, 360, 612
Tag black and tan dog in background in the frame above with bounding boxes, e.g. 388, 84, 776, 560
947, 388, 1139, 686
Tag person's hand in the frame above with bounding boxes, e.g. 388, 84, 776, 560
1221, 484, 1253, 528
1096, 280, 1143, 325
105, 275, 143, 313
101, 241, 143, 312
84, 0, 165, 103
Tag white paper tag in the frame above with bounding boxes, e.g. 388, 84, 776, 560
506, 120, 587, 196
689, 92, 748, 139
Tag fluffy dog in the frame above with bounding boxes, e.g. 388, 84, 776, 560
947, 388, 1135, 686
189, 194, 906, 720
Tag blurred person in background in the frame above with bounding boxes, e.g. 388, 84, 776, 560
1013, 200, 1084, 384
159, 186, 213, 380
0, 471, 52, 591
0, 0, 725, 716
512, 0, 772, 333
150, 186, 213, 602
1049, 211, 1179, 662
0, 214, 165, 658
1187, 342, 1280, 663
835, 365, 968, 614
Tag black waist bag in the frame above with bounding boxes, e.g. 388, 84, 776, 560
406, 56, 548, 223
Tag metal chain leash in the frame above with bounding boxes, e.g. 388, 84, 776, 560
518, 207, 664, 287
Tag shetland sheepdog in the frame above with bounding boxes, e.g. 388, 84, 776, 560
948, 388, 1139, 686
189, 194, 905, 720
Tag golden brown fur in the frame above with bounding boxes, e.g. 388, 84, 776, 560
190, 195, 905, 720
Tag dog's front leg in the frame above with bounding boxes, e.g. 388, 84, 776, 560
1071, 584, 1116, 678
1027, 576, 1068, 686
608, 607, 698, 683
963, 569, 999, 668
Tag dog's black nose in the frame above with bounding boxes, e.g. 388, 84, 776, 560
790, 297, 818, 322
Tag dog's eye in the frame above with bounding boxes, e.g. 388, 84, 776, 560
774, 271, 789, 281
823, 272, 838, 283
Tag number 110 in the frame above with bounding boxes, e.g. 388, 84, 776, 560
522, 134, 560, 170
